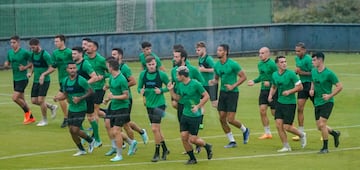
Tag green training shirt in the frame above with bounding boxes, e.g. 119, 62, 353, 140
52, 48, 72, 83
6, 48, 31, 81
253, 58, 277, 90
295, 54, 313, 83
198, 54, 215, 86
214, 58, 242, 92
137, 70, 169, 108
311, 67, 339, 106
119, 63, 133, 99
62, 75, 91, 112
272, 69, 300, 104
109, 73, 129, 110
84, 53, 108, 90
31, 50, 53, 83
176, 79, 205, 117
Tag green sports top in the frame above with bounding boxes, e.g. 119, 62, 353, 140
311, 67, 339, 106
138, 70, 169, 108
272, 69, 300, 104
198, 54, 215, 86
52, 48, 73, 84
31, 50, 53, 83
6, 48, 31, 81
139, 52, 163, 70
109, 73, 129, 110
119, 63, 133, 99
214, 58, 242, 92
84, 53, 108, 90
295, 54, 313, 83
176, 79, 206, 117
62, 75, 91, 112
253, 58, 278, 90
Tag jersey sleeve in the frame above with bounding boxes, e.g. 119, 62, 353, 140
78, 76, 91, 91
137, 71, 145, 93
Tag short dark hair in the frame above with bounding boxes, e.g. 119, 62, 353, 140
107, 59, 119, 70
88, 40, 98, 49
173, 44, 184, 51
67, 61, 76, 66
312, 52, 325, 61
29, 38, 40, 45
55, 34, 66, 42
112, 48, 123, 55
141, 41, 152, 49
82, 38, 91, 42
275, 55, 286, 63
219, 44, 229, 55
106, 56, 116, 61
177, 66, 189, 77
196, 41, 206, 48
10, 35, 20, 41
145, 56, 155, 63
72, 46, 83, 53
174, 49, 188, 61
296, 42, 306, 49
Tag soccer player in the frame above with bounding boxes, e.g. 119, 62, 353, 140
138, 56, 170, 162
104, 48, 148, 157
196, 41, 218, 129
248, 47, 278, 139
28, 38, 57, 126
52, 34, 72, 128
138, 41, 165, 71
209, 44, 250, 148
103, 59, 131, 161
53, 62, 95, 156
310, 52, 342, 154
168, 66, 213, 165
84, 40, 107, 147
292, 42, 314, 141
268, 56, 306, 152
4, 35, 34, 124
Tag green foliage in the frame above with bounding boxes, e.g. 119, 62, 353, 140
273, 0, 360, 23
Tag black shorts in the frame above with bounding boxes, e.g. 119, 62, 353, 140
180, 115, 201, 135
93, 89, 105, 104
204, 84, 218, 101
58, 82, 63, 92
177, 103, 184, 123
68, 111, 86, 127
147, 105, 166, 124
13, 80, 28, 93
108, 108, 130, 127
31, 81, 50, 97
298, 82, 314, 102
259, 90, 278, 109
275, 103, 296, 125
315, 102, 334, 120
85, 93, 95, 114
218, 91, 239, 112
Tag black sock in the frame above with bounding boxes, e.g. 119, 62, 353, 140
29, 114, 34, 119
187, 150, 196, 160
22, 106, 29, 113
76, 143, 85, 151
155, 144, 160, 155
85, 136, 93, 143
139, 129, 144, 135
64, 118, 68, 122
204, 143, 210, 150
323, 140, 328, 149
329, 130, 337, 136
160, 141, 168, 151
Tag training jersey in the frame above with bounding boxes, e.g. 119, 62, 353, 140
295, 54, 313, 83
253, 58, 277, 90
138, 70, 169, 108
272, 69, 300, 104
62, 75, 91, 112
76, 59, 94, 81
311, 67, 339, 106
109, 73, 129, 110
214, 58, 242, 92
171, 64, 204, 104
52, 48, 72, 83
119, 62, 133, 99
139, 52, 163, 70
198, 54, 215, 86
31, 50, 53, 83
6, 48, 31, 81
84, 53, 108, 90
176, 79, 205, 117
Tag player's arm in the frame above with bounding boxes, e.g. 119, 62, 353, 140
88, 71, 99, 84
268, 84, 277, 102
127, 75, 136, 87
167, 82, 180, 101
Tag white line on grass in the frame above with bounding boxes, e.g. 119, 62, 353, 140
23, 146, 360, 170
